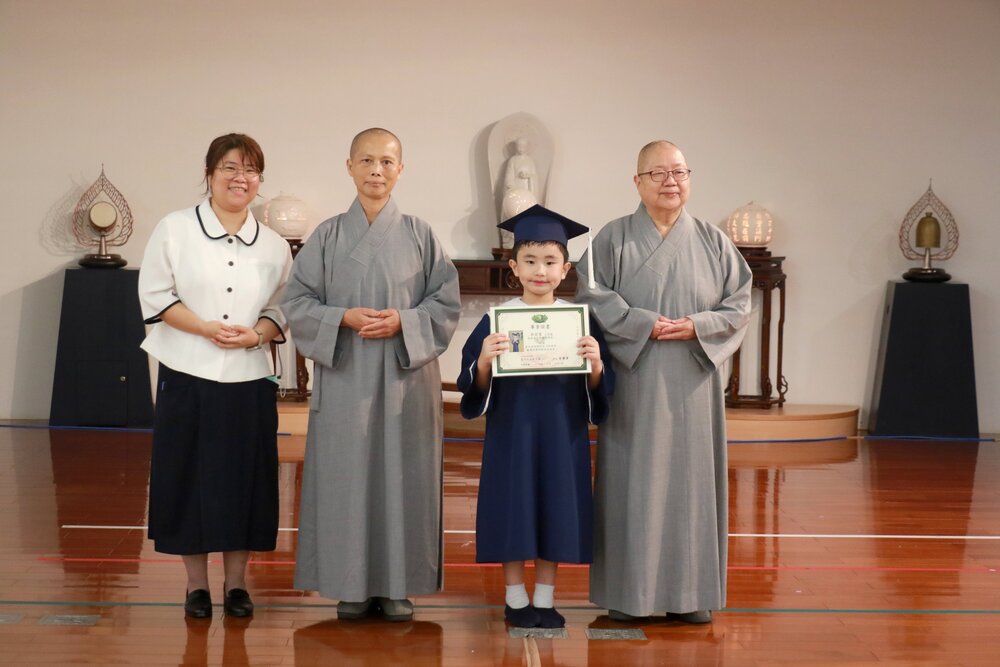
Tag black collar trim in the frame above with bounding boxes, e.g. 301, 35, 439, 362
196, 203, 260, 246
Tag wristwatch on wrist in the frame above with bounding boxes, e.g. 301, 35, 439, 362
247, 329, 265, 351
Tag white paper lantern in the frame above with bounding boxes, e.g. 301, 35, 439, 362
725, 201, 774, 248
261, 192, 311, 239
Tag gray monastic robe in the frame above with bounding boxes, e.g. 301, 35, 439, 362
576, 204, 752, 616
281, 197, 461, 601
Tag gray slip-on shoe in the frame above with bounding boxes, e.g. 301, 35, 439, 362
376, 597, 414, 622
337, 598, 375, 620
608, 609, 646, 622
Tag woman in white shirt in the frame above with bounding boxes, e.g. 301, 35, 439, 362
138, 133, 292, 619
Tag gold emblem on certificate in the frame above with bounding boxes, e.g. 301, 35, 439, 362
490, 304, 590, 376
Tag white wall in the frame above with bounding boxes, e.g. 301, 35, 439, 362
2, 0, 998, 430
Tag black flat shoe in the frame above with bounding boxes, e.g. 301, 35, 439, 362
504, 604, 541, 628
184, 589, 212, 618
534, 606, 565, 628
223, 588, 254, 617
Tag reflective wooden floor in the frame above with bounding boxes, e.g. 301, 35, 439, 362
1, 424, 999, 665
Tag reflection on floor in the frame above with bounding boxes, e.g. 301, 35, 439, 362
0, 424, 998, 665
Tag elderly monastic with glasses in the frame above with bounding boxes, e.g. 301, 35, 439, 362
575, 140, 752, 625
138, 133, 292, 619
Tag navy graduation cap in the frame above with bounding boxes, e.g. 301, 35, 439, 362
498, 204, 598, 288
497, 204, 589, 246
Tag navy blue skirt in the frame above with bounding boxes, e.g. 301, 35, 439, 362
148, 364, 278, 555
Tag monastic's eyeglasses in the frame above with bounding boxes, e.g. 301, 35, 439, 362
216, 163, 262, 181
637, 169, 691, 183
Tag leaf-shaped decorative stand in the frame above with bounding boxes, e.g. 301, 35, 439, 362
73, 167, 134, 268
899, 183, 958, 283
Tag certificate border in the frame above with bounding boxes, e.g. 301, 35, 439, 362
490, 303, 591, 377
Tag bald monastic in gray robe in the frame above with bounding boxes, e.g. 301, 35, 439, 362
281, 197, 461, 602
576, 204, 752, 616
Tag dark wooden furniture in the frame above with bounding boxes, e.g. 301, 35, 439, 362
868, 281, 978, 437
453, 259, 577, 297
49, 268, 153, 427
726, 250, 787, 409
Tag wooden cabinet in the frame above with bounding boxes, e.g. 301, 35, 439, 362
869, 281, 978, 437
49, 268, 153, 427
453, 259, 577, 297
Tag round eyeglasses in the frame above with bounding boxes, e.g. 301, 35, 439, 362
215, 163, 262, 181
637, 169, 691, 183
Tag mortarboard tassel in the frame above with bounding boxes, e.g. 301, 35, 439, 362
587, 231, 596, 289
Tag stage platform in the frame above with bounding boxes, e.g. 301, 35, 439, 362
278, 401, 859, 448
725, 403, 858, 441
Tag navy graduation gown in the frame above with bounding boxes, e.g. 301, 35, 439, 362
457, 311, 614, 564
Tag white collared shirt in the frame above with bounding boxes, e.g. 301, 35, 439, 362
138, 199, 292, 382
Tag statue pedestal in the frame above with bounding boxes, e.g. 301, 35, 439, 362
50, 268, 152, 427
868, 281, 978, 437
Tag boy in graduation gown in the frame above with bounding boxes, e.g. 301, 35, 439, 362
457, 206, 615, 628
575, 140, 752, 624
281, 128, 461, 621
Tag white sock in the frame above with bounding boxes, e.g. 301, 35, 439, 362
533, 583, 555, 609
505, 584, 529, 609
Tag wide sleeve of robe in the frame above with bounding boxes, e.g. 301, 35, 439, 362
575, 222, 660, 371
394, 221, 462, 371
687, 234, 753, 371
279, 223, 346, 368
